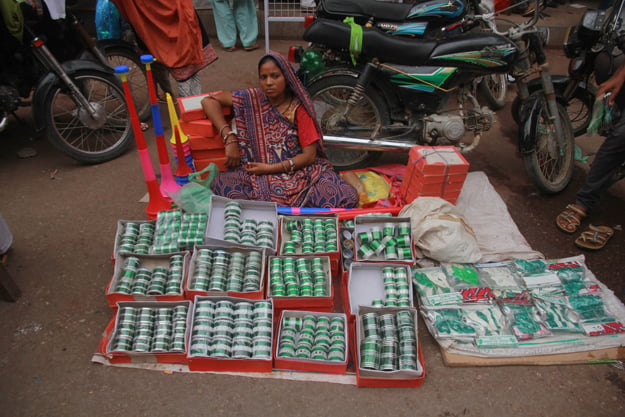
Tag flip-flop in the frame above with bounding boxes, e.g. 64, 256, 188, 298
574, 224, 614, 251
223, 46, 236, 52
243, 44, 259, 52
556, 204, 586, 234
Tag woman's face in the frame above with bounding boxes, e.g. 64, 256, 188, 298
259, 60, 287, 102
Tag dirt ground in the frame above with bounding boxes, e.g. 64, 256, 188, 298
0, 40, 624, 417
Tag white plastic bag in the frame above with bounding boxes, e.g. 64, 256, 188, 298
399, 197, 481, 263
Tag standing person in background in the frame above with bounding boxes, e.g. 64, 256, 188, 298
210, 0, 259, 52
111, 0, 217, 97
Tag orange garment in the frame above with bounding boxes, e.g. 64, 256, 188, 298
112, 0, 203, 69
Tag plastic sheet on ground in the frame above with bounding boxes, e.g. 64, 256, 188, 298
455, 171, 543, 263
90, 354, 357, 384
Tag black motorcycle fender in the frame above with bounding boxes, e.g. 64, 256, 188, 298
526, 76, 597, 98
306, 66, 361, 85
95, 39, 140, 54
518, 95, 543, 154
32, 60, 115, 131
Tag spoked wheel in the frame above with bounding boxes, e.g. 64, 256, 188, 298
511, 85, 593, 137
43, 69, 132, 164
307, 74, 390, 170
479, 73, 508, 110
96, 44, 151, 122
561, 89, 593, 136
523, 97, 575, 194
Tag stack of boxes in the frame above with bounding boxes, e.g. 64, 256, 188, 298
99, 196, 425, 386
177, 93, 230, 173
400, 146, 469, 205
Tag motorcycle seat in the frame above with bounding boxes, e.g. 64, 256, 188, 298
318, 0, 417, 21
304, 18, 437, 65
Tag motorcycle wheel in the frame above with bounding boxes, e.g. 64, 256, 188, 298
42, 69, 132, 164
479, 73, 507, 110
94, 44, 151, 122
306, 74, 390, 171
522, 99, 575, 194
511, 84, 593, 137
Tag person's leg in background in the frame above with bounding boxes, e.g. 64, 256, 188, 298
233, 0, 258, 50
575, 111, 625, 212
211, 0, 237, 50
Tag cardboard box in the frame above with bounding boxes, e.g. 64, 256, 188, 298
180, 119, 216, 137
278, 215, 340, 277
177, 92, 231, 122
186, 296, 274, 372
106, 252, 189, 307
188, 133, 224, 152
353, 216, 415, 265
103, 300, 193, 364
346, 262, 414, 319
193, 157, 227, 174
354, 306, 425, 387
205, 196, 279, 254
111, 219, 156, 263
185, 245, 266, 300
266, 255, 334, 311
189, 146, 226, 161
400, 146, 469, 204
273, 310, 349, 374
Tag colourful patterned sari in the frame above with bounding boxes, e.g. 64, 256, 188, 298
210, 53, 358, 208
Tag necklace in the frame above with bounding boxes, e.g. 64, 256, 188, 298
275, 95, 293, 114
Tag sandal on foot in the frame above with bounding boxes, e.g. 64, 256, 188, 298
243, 44, 259, 52
223, 46, 236, 52
574, 225, 614, 251
556, 204, 586, 234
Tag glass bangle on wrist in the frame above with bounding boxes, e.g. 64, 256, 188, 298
219, 124, 231, 137
223, 131, 236, 143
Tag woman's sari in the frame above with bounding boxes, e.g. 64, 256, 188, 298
210, 52, 358, 208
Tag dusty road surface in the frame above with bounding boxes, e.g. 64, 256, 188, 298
1, 41, 624, 417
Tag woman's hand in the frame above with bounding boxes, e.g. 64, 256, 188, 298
224, 143, 240, 169
245, 162, 271, 175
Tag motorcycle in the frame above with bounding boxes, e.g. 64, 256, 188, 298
299, 0, 508, 110
0, 1, 133, 163
290, 0, 575, 194
559, 1, 625, 184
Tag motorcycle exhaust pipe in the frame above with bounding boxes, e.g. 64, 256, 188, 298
323, 135, 415, 152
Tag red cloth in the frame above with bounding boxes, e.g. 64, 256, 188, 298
111, 0, 203, 69
295, 105, 319, 148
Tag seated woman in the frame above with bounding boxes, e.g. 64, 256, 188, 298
201, 52, 358, 208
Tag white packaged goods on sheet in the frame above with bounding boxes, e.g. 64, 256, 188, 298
414, 255, 625, 358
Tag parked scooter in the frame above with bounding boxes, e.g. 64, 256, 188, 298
299, 0, 508, 109
0, 1, 132, 163
291, 0, 575, 193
